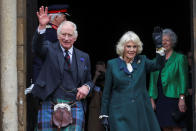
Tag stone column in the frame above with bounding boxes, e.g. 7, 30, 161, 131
0, 0, 18, 130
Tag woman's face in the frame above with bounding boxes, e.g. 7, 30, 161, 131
162, 35, 173, 52
123, 41, 138, 62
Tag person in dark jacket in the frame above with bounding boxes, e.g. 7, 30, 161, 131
25, 5, 71, 131
32, 4, 70, 83
88, 61, 106, 131
29, 6, 94, 131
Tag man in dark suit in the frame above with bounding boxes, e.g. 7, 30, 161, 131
32, 4, 70, 83
31, 6, 94, 130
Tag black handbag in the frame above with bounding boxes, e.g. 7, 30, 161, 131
171, 109, 186, 122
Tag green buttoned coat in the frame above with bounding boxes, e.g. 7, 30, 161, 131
149, 51, 188, 99
101, 54, 165, 131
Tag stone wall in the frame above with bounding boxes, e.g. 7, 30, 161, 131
0, 0, 18, 130
17, 0, 27, 130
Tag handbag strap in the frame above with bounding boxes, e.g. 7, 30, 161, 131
50, 99, 77, 108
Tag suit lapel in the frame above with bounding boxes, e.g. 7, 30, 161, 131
74, 48, 84, 84
117, 58, 131, 75
57, 44, 65, 75
117, 57, 139, 75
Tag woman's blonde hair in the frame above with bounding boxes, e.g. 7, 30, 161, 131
116, 31, 143, 57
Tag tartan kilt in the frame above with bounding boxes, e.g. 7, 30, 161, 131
36, 99, 85, 131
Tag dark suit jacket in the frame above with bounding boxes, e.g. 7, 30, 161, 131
32, 31, 94, 101
32, 26, 58, 82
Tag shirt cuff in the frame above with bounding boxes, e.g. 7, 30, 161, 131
84, 84, 90, 94
99, 115, 109, 119
37, 28, 46, 34
156, 47, 166, 56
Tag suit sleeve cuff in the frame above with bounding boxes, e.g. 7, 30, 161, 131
84, 84, 90, 94
37, 28, 46, 34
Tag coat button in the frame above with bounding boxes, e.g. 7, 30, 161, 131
131, 99, 135, 103
128, 75, 132, 77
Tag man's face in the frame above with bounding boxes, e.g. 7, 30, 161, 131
56, 14, 67, 26
58, 23, 77, 50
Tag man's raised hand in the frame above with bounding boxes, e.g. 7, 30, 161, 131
37, 6, 51, 30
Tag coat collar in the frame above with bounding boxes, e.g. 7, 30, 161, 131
74, 48, 86, 84
117, 55, 139, 75
60, 45, 73, 56
57, 44, 65, 75
165, 51, 177, 67
57, 46, 85, 84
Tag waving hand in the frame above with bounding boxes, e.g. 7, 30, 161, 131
37, 6, 51, 30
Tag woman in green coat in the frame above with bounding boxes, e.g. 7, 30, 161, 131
100, 31, 165, 131
149, 28, 188, 131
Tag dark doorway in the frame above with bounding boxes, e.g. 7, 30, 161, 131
27, 0, 192, 130
37, 0, 191, 65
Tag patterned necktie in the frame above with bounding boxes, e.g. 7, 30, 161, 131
65, 50, 71, 68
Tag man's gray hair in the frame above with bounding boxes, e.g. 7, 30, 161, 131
57, 21, 78, 38
49, 13, 63, 23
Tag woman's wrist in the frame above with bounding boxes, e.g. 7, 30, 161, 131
179, 95, 185, 100
150, 98, 154, 102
